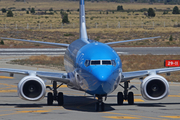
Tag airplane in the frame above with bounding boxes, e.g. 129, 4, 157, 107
1, 0, 180, 112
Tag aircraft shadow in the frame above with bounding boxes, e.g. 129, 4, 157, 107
0, 95, 180, 112
0, 95, 115, 112
62, 95, 180, 112
0, 103, 45, 108
62, 95, 115, 112
136, 102, 180, 107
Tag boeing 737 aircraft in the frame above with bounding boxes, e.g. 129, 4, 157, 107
1, 0, 180, 111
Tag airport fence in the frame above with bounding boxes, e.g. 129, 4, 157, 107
0, 21, 179, 30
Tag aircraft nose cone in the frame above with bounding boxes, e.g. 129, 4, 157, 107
91, 66, 112, 82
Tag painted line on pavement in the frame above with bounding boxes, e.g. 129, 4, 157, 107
0, 83, 16, 88
168, 95, 180, 97
161, 116, 180, 119
103, 116, 140, 119
0, 107, 63, 117
0, 90, 17, 93
103, 112, 168, 120
0, 76, 14, 79
124, 99, 144, 102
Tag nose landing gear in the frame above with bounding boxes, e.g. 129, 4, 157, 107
95, 95, 105, 112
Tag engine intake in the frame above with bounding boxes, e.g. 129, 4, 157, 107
18, 76, 46, 101
141, 75, 169, 100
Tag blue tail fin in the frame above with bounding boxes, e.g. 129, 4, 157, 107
79, 0, 89, 43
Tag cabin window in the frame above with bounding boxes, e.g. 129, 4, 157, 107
102, 60, 111, 65
85, 60, 90, 67
91, 60, 100, 65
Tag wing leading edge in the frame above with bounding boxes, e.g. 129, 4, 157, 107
0, 68, 70, 84
106, 36, 161, 46
1, 37, 69, 48
122, 67, 180, 82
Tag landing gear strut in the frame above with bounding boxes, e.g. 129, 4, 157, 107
117, 81, 136, 105
95, 95, 105, 111
46, 81, 64, 106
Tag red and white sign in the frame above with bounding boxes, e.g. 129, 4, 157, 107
164, 60, 180, 67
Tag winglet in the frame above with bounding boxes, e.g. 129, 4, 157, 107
79, 0, 89, 43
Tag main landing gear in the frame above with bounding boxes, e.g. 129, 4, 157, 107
117, 81, 137, 105
95, 95, 105, 112
46, 81, 64, 106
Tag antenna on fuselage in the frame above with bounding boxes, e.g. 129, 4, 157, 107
79, 0, 89, 43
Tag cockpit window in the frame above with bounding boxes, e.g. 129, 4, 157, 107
85, 60, 90, 67
85, 60, 116, 67
91, 60, 100, 65
102, 60, 111, 65
111, 60, 116, 67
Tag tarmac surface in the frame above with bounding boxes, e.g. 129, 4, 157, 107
113, 47, 180, 55
0, 56, 180, 120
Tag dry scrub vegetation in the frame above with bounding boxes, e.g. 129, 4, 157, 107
0, 0, 180, 28
0, 29, 180, 48
0, 1, 180, 47
10, 55, 65, 70
1, 0, 180, 11
10, 55, 180, 82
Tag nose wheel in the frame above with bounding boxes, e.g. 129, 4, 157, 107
46, 81, 64, 106
95, 96, 105, 111
117, 81, 136, 105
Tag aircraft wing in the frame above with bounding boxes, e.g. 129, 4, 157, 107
1, 37, 69, 48
105, 36, 160, 46
121, 67, 180, 82
0, 68, 70, 84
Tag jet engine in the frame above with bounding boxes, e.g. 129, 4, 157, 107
18, 76, 46, 101
141, 75, 169, 100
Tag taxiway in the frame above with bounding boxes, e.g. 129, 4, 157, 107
0, 56, 180, 120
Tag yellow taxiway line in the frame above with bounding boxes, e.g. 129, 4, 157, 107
0, 107, 63, 117
0, 76, 14, 79
124, 99, 144, 102
103, 116, 140, 119
161, 116, 180, 119
103, 112, 169, 120
0, 90, 17, 93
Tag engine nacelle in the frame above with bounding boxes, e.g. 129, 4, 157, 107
18, 76, 46, 101
141, 75, 169, 100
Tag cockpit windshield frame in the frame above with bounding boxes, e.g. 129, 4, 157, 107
85, 60, 116, 67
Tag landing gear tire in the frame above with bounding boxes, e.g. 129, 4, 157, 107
118, 82, 136, 105
101, 102, 104, 111
95, 96, 105, 112
46, 81, 64, 106
117, 92, 123, 105
95, 102, 104, 112
57, 92, 64, 106
128, 92, 134, 105
47, 92, 53, 105
95, 102, 99, 112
